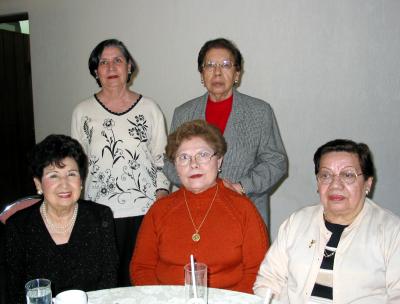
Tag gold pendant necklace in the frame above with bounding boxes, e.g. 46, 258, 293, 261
192, 233, 201, 242
184, 184, 219, 242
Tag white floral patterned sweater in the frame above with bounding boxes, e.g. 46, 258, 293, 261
71, 95, 170, 218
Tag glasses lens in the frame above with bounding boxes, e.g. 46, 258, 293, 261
176, 154, 190, 166
203, 62, 215, 71
221, 60, 233, 69
195, 151, 213, 164
317, 171, 332, 184
339, 170, 357, 184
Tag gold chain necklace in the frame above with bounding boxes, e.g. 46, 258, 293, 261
183, 184, 219, 242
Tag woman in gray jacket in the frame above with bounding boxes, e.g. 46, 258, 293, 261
163, 38, 287, 226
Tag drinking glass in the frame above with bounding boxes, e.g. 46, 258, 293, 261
25, 278, 52, 304
184, 262, 207, 304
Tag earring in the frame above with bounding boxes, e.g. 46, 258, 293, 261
218, 168, 222, 173
234, 79, 239, 84
37, 190, 43, 195
365, 189, 370, 195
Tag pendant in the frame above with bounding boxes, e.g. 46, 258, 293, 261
192, 233, 200, 242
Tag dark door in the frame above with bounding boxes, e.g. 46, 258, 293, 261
0, 29, 36, 208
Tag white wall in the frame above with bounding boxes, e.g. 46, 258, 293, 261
1, 0, 399, 238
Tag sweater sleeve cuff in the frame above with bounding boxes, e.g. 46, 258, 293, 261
156, 188, 169, 194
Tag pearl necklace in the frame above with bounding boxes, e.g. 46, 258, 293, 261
40, 201, 78, 233
183, 184, 218, 242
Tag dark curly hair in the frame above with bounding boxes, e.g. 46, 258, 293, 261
165, 120, 227, 162
88, 38, 137, 87
29, 134, 88, 181
197, 38, 243, 73
313, 139, 375, 179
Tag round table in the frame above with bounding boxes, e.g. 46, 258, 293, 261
87, 285, 264, 304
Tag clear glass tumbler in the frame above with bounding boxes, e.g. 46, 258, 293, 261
184, 262, 207, 304
25, 278, 52, 304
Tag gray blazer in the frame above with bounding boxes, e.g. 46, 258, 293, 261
163, 90, 288, 226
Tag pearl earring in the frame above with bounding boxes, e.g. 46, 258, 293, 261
37, 190, 43, 195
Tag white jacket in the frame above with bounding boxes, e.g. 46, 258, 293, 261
253, 199, 400, 303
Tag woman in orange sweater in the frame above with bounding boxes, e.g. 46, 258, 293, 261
130, 120, 269, 294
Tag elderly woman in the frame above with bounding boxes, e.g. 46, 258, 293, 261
163, 38, 287, 226
130, 120, 269, 294
4, 134, 118, 303
253, 139, 400, 303
71, 39, 170, 286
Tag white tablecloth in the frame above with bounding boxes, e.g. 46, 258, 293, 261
87, 285, 264, 304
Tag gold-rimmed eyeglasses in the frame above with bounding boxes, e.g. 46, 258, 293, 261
202, 60, 235, 72
317, 167, 364, 185
175, 151, 217, 167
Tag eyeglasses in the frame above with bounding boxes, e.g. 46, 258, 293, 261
202, 60, 235, 72
317, 167, 364, 185
175, 151, 217, 167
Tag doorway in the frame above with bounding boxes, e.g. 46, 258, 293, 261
0, 13, 36, 209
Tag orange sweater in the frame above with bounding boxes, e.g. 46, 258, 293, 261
130, 179, 269, 294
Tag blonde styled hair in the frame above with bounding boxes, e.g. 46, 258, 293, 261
165, 120, 227, 162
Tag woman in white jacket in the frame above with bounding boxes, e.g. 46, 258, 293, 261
254, 139, 400, 303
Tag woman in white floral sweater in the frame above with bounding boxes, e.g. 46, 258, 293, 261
71, 39, 170, 286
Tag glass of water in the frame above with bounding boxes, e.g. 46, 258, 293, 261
25, 278, 52, 304
184, 262, 207, 304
